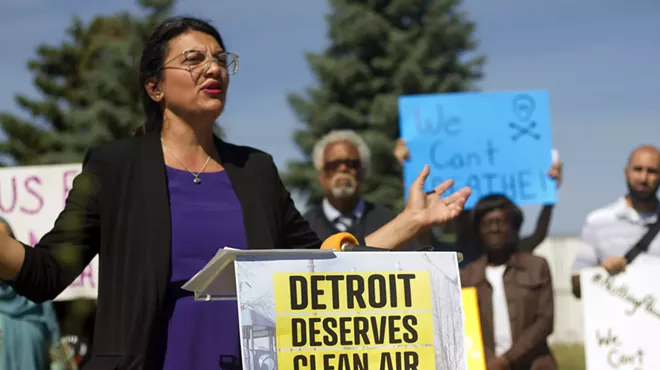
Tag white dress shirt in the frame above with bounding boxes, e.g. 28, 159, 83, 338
322, 198, 365, 231
485, 264, 513, 356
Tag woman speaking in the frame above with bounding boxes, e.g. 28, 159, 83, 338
0, 16, 470, 370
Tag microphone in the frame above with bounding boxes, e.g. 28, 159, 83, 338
320, 232, 438, 252
320, 232, 359, 251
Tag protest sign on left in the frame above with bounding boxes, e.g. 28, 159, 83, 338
0, 164, 98, 301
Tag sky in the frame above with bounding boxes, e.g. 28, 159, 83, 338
0, 0, 658, 235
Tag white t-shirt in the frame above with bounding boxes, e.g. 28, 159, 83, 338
573, 197, 660, 273
485, 264, 513, 356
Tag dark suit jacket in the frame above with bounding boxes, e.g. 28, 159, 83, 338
9, 131, 323, 370
302, 201, 396, 242
460, 253, 557, 370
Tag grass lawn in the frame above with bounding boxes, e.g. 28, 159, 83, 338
552, 343, 586, 370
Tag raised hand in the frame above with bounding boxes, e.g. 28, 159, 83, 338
548, 160, 563, 188
394, 138, 410, 166
405, 164, 472, 228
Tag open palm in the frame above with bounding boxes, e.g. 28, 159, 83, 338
405, 165, 472, 227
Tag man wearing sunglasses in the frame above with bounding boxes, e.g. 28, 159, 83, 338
303, 130, 397, 242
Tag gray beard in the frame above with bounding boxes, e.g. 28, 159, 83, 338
331, 186, 356, 199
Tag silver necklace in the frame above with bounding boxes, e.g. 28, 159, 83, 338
161, 138, 212, 184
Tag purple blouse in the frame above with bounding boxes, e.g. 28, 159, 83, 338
161, 166, 247, 370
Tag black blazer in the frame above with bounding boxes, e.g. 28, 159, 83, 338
303, 201, 396, 242
9, 131, 323, 370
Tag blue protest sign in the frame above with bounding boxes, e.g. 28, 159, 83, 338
399, 90, 555, 209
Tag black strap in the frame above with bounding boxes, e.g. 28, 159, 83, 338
624, 220, 660, 263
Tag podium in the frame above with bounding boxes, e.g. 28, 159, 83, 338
183, 245, 468, 370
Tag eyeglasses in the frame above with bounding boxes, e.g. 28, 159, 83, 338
162, 49, 239, 75
323, 159, 361, 172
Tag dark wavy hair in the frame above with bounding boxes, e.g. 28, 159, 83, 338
471, 194, 524, 236
133, 16, 226, 136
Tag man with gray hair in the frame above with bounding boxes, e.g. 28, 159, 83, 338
303, 130, 397, 242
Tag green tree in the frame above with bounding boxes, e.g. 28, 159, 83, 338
284, 0, 484, 210
0, 0, 175, 337
0, 0, 192, 166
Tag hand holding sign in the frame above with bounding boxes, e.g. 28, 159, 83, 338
394, 139, 410, 165
601, 256, 627, 275
405, 164, 472, 228
547, 152, 563, 188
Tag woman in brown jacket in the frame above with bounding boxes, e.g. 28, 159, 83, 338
461, 195, 557, 370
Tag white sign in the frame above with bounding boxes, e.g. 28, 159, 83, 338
580, 254, 660, 370
234, 251, 467, 370
0, 163, 98, 301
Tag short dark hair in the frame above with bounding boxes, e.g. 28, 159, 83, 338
134, 16, 226, 136
471, 194, 524, 235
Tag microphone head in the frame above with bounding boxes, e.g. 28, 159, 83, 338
320, 232, 359, 251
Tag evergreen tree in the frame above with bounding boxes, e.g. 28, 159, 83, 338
284, 0, 484, 210
0, 0, 178, 338
0, 0, 226, 166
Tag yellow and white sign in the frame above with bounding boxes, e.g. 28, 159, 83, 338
274, 271, 436, 368
235, 251, 466, 370
462, 287, 486, 370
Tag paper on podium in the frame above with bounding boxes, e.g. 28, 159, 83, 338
181, 247, 334, 301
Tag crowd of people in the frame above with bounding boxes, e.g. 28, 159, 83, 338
0, 13, 658, 370
319, 132, 658, 370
